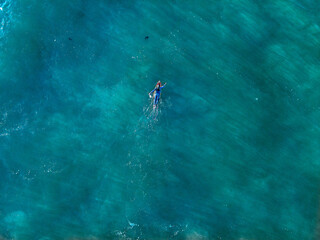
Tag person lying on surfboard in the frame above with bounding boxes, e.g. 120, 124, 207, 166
149, 81, 167, 105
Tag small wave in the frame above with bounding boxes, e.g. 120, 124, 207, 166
0, 0, 13, 40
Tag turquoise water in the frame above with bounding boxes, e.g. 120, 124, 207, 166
1, 0, 320, 239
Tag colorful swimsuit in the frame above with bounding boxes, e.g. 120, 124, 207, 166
150, 86, 165, 105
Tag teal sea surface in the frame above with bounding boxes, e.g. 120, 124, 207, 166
1, 0, 320, 239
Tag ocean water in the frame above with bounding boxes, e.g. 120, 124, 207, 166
1, 0, 320, 239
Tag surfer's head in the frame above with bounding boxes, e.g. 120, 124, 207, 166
156, 81, 161, 88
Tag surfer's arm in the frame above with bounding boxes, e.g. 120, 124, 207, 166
149, 88, 155, 97
149, 89, 155, 95
160, 83, 167, 89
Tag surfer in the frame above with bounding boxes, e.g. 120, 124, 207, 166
149, 81, 167, 106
